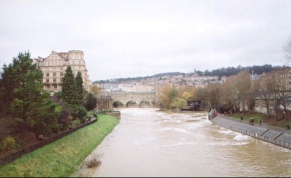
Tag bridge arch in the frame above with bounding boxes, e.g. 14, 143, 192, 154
109, 91, 156, 108
140, 100, 151, 107
126, 100, 137, 107
113, 100, 124, 108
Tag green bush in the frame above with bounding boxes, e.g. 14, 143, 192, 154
0, 137, 16, 151
71, 119, 81, 128
52, 124, 63, 134
72, 106, 87, 120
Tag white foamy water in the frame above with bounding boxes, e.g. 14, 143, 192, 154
75, 108, 291, 177
233, 133, 250, 141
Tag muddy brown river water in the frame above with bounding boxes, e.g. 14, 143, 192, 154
75, 108, 291, 177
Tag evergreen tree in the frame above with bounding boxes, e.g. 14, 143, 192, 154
75, 71, 84, 105
0, 52, 61, 135
85, 93, 97, 111
61, 66, 78, 105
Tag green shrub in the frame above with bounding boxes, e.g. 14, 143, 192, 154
71, 119, 81, 128
52, 124, 63, 134
0, 137, 16, 151
72, 106, 87, 120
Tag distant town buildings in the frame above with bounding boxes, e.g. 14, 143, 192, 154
34, 50, 92, 95
94, 69, 273, 97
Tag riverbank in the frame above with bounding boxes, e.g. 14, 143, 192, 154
0, 114, 119, 177
211, 113, 291, 150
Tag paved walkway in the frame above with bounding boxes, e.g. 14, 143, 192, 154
210, 113, 291, 149
214, 113, 291, 136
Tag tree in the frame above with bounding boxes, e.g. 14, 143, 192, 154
170, 98, 187, 109
85, 93, 97, 111
206, 83, 221, 109
269, 68, 291, 120
220, 75, 238, 112
61, 66, 78, 105
255, 73, 274, 118
235, 70, 251, 113
51, 92, 74, 130
90, 85, 99, 95
284, 36, 291, 64
0, 52, 61, 135
75, 71, 84, 106
157, 83, 178, 109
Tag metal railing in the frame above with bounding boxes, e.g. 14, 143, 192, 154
212, 121, 291, 150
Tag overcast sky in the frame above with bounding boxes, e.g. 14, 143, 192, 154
1, 0, 291, 81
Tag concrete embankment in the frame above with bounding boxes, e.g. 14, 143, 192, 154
210, 114, 291, 150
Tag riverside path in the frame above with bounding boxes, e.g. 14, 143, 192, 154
211, 113, 291, 150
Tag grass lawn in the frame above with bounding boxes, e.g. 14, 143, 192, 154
0, 114, 119, 177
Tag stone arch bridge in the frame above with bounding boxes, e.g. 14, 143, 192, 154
110, 91, 156, 108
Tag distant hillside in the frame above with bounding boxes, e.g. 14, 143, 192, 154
200, 64, 288, 80
93, 72, 185, 84
93, 64, 288, 83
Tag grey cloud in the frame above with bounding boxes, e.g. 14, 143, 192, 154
1, 0, 291, 80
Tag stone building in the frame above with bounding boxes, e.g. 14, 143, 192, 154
34, 50, 92, 95
95, 95, 113, 110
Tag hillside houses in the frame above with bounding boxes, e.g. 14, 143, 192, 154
95, 72, 225, 95
95, 70, 272, 97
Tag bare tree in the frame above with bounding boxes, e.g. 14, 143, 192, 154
206, 83, 221, 109
284, 36, 291, 63
255, 73, 274, 118
269, 68, 291, 120
220, 75, 238, 112
235, 70, 251, 113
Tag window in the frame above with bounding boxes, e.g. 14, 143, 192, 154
53, 84, 57, 89
60, 72, 63, 76
53, 78, 56, 83
46, 78, 49, 83
53, 72, 56, 77
60, 77, 63, 82
46, 73, 49, 77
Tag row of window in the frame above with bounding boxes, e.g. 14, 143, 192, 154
40, 60, 84, 67
46, 72, 64, 77
45, 78, 63, 83
69, 53, 82, 60
45, 71, 86, 78
42, 66, 85, 72
45, 84, 60, 89
44, 77, 87, 83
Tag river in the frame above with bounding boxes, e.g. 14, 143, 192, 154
75, 108, 291, 177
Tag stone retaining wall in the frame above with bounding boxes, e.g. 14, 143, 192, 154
103, 110, 121, 119
211, 117, 291, 150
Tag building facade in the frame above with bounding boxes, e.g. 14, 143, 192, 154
34, 50, 92, 95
